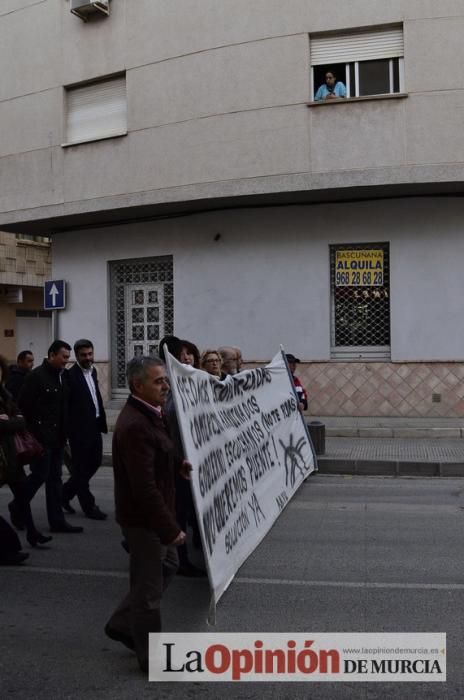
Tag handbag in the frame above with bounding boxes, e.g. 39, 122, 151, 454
13, 431, 44, 466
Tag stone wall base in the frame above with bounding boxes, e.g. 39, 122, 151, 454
297, 362, 464, 417
96, 360, 464, 418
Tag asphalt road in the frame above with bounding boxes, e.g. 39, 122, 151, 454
1, 472, 464, 699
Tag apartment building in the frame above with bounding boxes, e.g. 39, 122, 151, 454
0, 1, 463, 413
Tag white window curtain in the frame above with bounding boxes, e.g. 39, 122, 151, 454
311, 27, 403, 65
65, 74, 127, 144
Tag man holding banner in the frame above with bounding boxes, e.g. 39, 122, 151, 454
105, 356, 190, 674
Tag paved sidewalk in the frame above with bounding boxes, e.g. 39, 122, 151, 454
103, 410, 464, 477
309, 415, 464, 438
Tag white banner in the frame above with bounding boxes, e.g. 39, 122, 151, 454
165, 350, 316, 607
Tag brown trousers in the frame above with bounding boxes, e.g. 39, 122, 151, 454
107, 527, 179, 670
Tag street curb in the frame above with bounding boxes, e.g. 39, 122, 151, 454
325, 428, 463, 439
317, 457, 464, 477
102, 453, 464, 477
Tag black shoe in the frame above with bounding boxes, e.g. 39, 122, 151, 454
104, 623, 135, 651
8, 502, 25, 531
27, 530, 53, 547
26, 531, 53, 548
177, 563, 207, 578
62, 500, 76, 515
50, 523, 84, 534
0, 551, 29, 565
85, 507, 107, 521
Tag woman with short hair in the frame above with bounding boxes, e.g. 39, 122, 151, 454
200, 349, 223, 378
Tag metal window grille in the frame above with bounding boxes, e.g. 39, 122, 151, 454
109, 256, 174, 394
330, 243, 390, 360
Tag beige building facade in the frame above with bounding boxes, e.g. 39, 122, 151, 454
0, 232, 51, 363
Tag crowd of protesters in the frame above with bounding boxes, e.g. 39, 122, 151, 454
0, 335, 308, 673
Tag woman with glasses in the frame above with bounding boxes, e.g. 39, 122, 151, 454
200, 349, 223, 378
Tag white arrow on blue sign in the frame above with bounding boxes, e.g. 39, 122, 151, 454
44, 280, 66, 310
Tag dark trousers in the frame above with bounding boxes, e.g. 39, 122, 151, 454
22, 448, 65, 528
9, 480, 37, 537
107, 527, 179, 671
176, 476, 201, 564
63, 430, 102, 514
0, 515, 21, 556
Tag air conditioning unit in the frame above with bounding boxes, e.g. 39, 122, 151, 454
70, 0, 110, 21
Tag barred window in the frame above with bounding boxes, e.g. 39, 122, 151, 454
330, 243, 390, 359
109, 256, 174, 396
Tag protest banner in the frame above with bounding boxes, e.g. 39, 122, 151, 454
165, 350, 316, 610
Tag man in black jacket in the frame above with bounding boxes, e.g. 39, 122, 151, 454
62, 339, 108, 520
6, 350, 34, 401
17, 340, 83, 534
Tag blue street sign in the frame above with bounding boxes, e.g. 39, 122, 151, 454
44, 279, 66, 310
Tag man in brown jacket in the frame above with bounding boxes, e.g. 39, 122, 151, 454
105, 356, 188, 674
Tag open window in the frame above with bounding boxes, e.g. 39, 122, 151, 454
311, 26, 404, 100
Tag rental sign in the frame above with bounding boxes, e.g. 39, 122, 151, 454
335, 250, 384, 287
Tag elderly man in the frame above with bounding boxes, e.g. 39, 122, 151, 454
218, 345, 242, 376
105, 356, 189, 674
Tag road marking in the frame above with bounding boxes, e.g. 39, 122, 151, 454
2, 566, 127, 579
5, 566, 464, 591
236, 577, 464, 591
292, 501, 463, 514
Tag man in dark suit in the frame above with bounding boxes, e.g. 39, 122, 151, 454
62, 339, 108, 520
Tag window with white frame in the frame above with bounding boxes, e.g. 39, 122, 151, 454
311, 26, 404, 100
64, 73, 127, 145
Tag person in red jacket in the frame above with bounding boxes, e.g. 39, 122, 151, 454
105, 355, 190, 674
286, 353, 308, 411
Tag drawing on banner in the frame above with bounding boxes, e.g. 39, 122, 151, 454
280, 433, 310, 487
165, 349, 316, 611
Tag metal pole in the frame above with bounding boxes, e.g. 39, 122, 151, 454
51, 310, 58, 341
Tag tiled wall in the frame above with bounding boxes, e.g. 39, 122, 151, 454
94, 362, 111, 404
98, 359, 464, 417
297, 362, 464, 417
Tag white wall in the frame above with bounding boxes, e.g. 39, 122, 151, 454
3, 2, 464, 229
52, 197, 464, 363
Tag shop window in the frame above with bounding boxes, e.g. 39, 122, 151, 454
311, 26, 404, 100
330, 244, 390, 360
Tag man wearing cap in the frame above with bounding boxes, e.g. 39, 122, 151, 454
286, 354, 308, 412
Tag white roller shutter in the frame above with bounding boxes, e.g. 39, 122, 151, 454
65, 75, 127, 144
311, 27, 403, 65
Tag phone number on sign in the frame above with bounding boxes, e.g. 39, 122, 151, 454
335, 271, 384, 287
